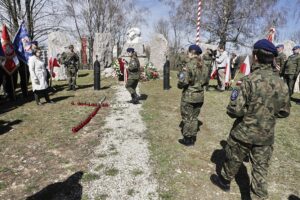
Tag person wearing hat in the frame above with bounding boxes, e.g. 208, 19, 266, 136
125, 48, 140, 104
283, 45, 300, 96
274, 44, 287, 76
177, 44, 206, 146
210, 39, 290, 199
61, 44, 79, 91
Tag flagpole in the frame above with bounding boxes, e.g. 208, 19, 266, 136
196, 0, 202, 45
10, 75, 16, 101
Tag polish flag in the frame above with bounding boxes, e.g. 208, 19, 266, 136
1, 24, 19, 75
225, 57, 231, 86
210, 61, 217, 79
239, 56, 251, 76
48, 57, 60, 77
267, 27, 275, 43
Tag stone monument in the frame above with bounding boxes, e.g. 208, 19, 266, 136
48, 31, 80, 80
149, 34, 169, 72
93, 33, 113, 68
121, 28, 148, 66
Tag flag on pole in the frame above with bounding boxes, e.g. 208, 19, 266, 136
48, 57, 60, 77
210, 61, 217, 79
267, 27, 275, 43
239, 55, 251, 76
225, 57, 231, 85
12, 21, 32, 64
1, 24, 19, 75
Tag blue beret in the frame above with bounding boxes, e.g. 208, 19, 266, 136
254, 39, 278, 57
126, 48, 135, 53
188, 44, 202, 55
276, 44, 284, 49
292, 45, 300, 50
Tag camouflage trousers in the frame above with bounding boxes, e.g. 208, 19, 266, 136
66, 68, 77, 89
126, 79, 139, 95
284, 74, 297, 96
180, 101, 203, 137
221, 135, 273, 199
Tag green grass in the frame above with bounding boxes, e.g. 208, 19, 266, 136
131, 169, 144, 176
0, 70, 117, 199
141, 70, 300, 200
127, 189, 135, 196
82, 172, 100, 182
104, 167, 119, 176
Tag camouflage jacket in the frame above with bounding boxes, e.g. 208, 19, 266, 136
127, 57, 140, 80
284, 53, 300, 75
227, 63, 290, 145
177, 53, 187, 71
202, 52, 213, 69
62, 52, 79, 69
179, 57, 206, 103
274, 52, 287, 75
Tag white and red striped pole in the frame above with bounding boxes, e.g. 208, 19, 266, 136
196, 0, 202, 45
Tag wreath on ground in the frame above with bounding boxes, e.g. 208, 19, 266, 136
143, 62, 159, 80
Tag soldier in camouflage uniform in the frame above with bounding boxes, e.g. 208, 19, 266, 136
274, 44, 287, 76
177, 44, 207, 146
210, 39, 290, 199
177, 48, 187, 71
62, 45, 79, 91
202, 48, 214, 91
125, 48, 140, 104
283, 45, 300, 96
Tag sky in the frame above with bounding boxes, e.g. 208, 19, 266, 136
136, 0, 300, 46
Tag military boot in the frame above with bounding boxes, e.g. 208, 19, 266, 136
34, 93, 42, 106
133, 93, 140, 104
210, 174, 230, 192
178, 136, 194, 146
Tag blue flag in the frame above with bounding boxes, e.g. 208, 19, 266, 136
13, 22, 32, 63
0, 38, 4, 58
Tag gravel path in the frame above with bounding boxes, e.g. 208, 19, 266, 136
83, 84, 158, 200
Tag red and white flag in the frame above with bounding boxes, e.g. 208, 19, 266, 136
1, 24, 19, 75
210, 61, 217, 79
239, 55, 251, 76
48, 57, 60, 78
267, 27, 275, 43
225, 57, 231, 85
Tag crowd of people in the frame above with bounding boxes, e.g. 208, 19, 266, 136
172, 39, 299, 199
0, 44, 80, 105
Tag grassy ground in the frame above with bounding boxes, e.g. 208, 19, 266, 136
141, 71, 300, 200
0, 70, 117, 199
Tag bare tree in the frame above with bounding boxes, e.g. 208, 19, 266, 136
160, 0, 285, 48
154, 18, 170, 41
63, 0, 148, 66
0, 0, 63, 41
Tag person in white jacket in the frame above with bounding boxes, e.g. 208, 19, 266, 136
28, 47, 54, 105
215, 45, 228, 91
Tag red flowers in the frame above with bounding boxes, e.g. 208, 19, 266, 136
71, 101, 110, 133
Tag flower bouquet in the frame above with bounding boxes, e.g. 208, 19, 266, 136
144, 62, 159, 80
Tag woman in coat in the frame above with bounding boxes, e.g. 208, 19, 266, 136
28, 47, 54, 105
